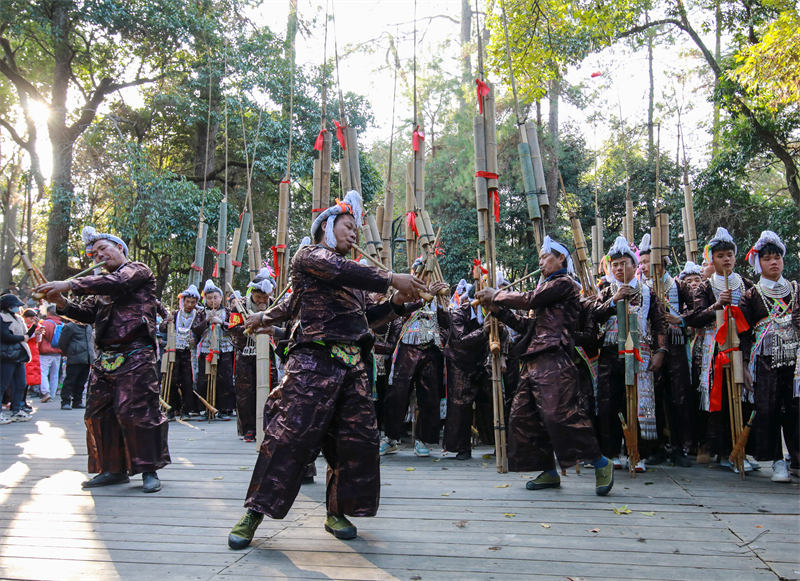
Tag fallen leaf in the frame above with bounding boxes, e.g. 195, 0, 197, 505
589, 528, 600, 533
481, 462, 488, 468
433, 458, 441, 462
441, 492, 451, 496
539, 522, 551, 528
640, 511, 655, 517
405, 467, 415, 471
482, 454, 493, 459
454, 520, 468, 528
644, 481, 654, 485
410, 577, 421, 581
488, 546, 501, 551
239, 466, 249, 470
213, 476, 224, 480
567, 577, 587, 581
613, 505, 632, 515
755, 525, 763, 529
494, 484, 510, 488
504, 513, 516, 518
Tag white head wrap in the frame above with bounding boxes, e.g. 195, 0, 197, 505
638, 233, 651, 254
679, 261, 702, 279
541, 235, 576, 274
708, 226, 737, 254
310, 190, 364, 249
81, 226, 129, 257
608, 235, 638, 266
747, 230, 786, 274
450, 279, 468, 308
202, 278, 222, 298
247, 267, 275, 295
181, 284, 201, 299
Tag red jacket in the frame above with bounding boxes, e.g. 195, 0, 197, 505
38, 314, 63, 356
25, 326, 42, 386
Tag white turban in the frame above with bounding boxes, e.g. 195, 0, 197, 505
310, 190, 364, 249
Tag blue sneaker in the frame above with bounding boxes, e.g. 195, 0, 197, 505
414, 440, 430, 457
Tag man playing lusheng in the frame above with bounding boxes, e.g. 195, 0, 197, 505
476, 236, 614, 496
36, 226, 170, 493
228, 190, 426, 549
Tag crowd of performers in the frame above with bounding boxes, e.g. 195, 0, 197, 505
28, 191, 798, 549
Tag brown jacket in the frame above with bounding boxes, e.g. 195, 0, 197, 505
61, 261, 158, 348
493, 272, 580, 358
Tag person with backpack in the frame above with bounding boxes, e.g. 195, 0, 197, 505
58, 321, 95, 409
38, 304, 64, 403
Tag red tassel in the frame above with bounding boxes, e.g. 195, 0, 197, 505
313, 128, 326, 151
334, 121, 346, 150
618, 348, 644, 363
715, 305, 750, 345
406, 212, 419, 237
492, 190, 500, 223
711, 347, 737, 412
475, 78, 490, 114
271, 244, 286, 278
412, 126, 425, 152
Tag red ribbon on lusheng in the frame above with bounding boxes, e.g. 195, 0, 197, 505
281, 179, 290, 184
591, 71, 603, 78
208, 246, 226, 255
311, 208, 327, 213
714, 305, 750, 345
475, 171, 499, 180
190, 263, 202, 272
492, 190, 500, 223
334, 120, 346, 150
313, 128, 327, 151
473, 258, 488, 275
475, 78, 490, 114
212, 263, 218, 278
205, 348, 220, 363
406, 212, 419, 237
711, 347, 738, 412
618, 348, 644, 363
412, 126, 425, 152
231, 260, 242, 267
271, 244, 286, 278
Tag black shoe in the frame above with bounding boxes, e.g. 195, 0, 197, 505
243, 431, 256, 442
455, 451, 472, 460
22, 404, 33, 413
142, 471, 161, 493
73, 402, 85, 409
645, 449, 668, 466
61, 403, 72, 410
672, 449, 692, 468
82, 472, 129, 488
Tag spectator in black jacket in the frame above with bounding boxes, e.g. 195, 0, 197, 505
58, 321, 95, 410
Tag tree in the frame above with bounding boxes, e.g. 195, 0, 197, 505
0, 0, 210, 278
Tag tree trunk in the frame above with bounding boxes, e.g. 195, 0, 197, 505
0, 161, 20, 290
546, 78, 560, 223
44, 0, 74, 280
712, 0, 722, 159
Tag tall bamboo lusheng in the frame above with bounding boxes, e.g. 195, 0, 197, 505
499, 0, 544, 248
381, 40, 400, 265
681, 142, 698, 263
716, 271, 747, 476
255, 333, 271, 448
205, 321, 220, 421
312, 5, 332, 224
650, 212, 669, 301
473, 31, 508, 472
30, 261, 107, 301
617, 262, 640, 475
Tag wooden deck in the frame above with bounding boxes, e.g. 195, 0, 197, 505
1, 405, 798, 581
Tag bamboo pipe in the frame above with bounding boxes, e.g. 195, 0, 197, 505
31, 261, 108, 300
470, 269, 542, 307
352, 242, 434, 302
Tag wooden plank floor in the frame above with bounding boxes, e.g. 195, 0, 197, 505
1, 404, 798, 580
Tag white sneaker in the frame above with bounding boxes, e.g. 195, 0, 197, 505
634, 460, 646, 473
0, 412, 11, 425
414, 440, 430, 457
611, 456, 628, 470
745, 456, 761, 471
720, 457, 754, 473
379, 437, 399, 456
10, 410, 32, 422
771, 459, 791, 483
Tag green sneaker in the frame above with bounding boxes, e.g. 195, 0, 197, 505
595, 461, 614, 496
228, 510, 264, 549
525, 471, 561, 490
324, 514, 357, 540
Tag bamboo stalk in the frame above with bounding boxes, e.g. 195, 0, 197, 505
525, 122, 549, 212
